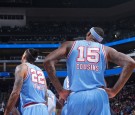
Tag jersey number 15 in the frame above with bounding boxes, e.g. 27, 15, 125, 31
77, 46, 100, 63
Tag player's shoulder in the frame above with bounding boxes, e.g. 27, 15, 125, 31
75, 40, 84, 43
61, 41, 74, 47
103, 45, 117, 52
60, 41, 75, 53
15, 63, 28, 71
92, 41, 102, 46
35, 65, 42, 71
63, 40, 85, 47
102, 45, 119, 60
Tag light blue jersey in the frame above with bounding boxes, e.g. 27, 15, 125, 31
65, 40, 110, 115
67, 40, 107, 92
47, 89, 56, 115
63, 76, 69, 90
20, 63, 48, 115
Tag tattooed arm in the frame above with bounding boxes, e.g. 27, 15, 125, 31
104, 46, 135, 98
44, 41, 73, 100
4, 64, 27, 115
11, 107, 20, 115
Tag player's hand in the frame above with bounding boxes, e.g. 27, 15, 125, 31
58, 98, 65, 106
103, 88, 116, 98
59, 89, 71, 101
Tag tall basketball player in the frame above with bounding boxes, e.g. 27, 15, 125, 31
44, 27, 135, 115
4, 49, 49, 115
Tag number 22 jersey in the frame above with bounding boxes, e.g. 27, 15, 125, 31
20, 63, 47, 107
67, 40, 107, 92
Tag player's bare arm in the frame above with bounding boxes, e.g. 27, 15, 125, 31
44, 41, 73, 100
11, 107, 20, 115
104, 46, 135, 98
4, 64, 27, 115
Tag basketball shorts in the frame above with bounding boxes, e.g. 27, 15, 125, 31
65, 88, 111, 115
22, 103, 49, 115
61, 103, 67, 115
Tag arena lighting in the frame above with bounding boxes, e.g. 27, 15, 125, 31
105, 37, 135, 46
0, 44, 60, 49
0, 72, 10, 77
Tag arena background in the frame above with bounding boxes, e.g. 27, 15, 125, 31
0, 0, 135, 114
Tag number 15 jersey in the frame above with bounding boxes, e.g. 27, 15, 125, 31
20, 63, 47, 107
67, 40, 107, 92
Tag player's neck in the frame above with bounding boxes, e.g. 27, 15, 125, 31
86, 38, 98, 43
22, 60, 28, 64
86, 38, 94, 42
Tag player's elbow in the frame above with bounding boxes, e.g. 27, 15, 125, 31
44, 58, 52, 69
44, 58, 49, 65
11, 91, 20, 97
127, 60, 135, 69
131, 61, 135, 68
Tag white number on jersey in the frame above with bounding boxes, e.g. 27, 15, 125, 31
30, 68, 45, 85
77, 46, 100, 63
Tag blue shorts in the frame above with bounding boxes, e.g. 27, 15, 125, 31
61, 103, 67, 115
65, 88, 111, 115
22, 104, 49, 115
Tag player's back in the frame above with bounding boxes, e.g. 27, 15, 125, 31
20, 63, 47, 107
67, 40, 107, 92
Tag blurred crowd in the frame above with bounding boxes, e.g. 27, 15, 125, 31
0, 16, 135, 43
110, 84, 135, 115
0, 101, 5, 115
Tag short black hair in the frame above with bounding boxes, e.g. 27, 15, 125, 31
93, 27, 104, 38
25, 49, 39, 63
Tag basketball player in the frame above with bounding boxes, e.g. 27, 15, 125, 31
44, 27, 135, 115
4, 49, 49, 115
